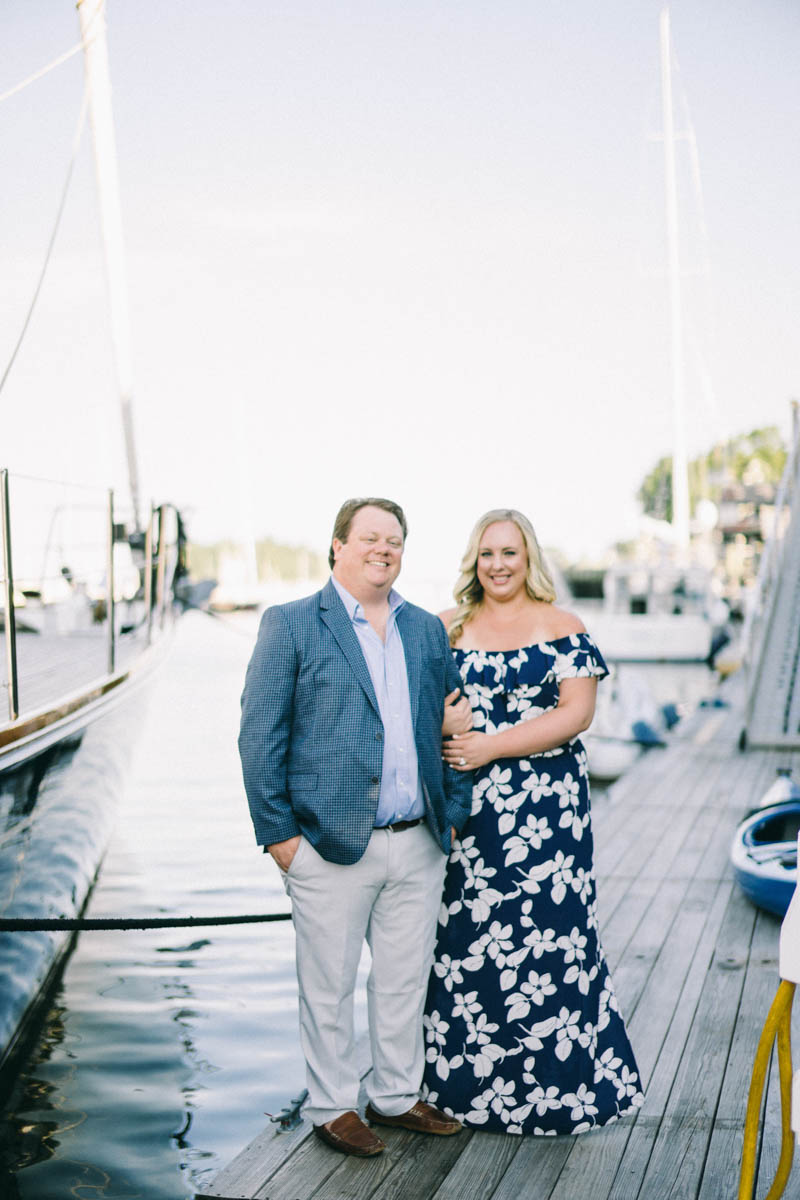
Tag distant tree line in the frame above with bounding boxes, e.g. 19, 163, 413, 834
637, 426, 787, 523
187, 537, 327, 582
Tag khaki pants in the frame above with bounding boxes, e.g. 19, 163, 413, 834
280, 822, 447, 1126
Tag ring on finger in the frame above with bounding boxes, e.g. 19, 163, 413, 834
459, 756, 466, 766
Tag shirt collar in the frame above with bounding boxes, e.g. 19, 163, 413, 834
331, 575, 405, 622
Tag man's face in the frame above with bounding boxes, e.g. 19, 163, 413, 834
332, 505, 404, 599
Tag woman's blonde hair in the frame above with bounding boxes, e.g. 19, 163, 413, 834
446, 509, 556, 645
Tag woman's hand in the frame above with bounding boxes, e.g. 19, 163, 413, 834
442, 730, 493, 771
442, 688, 472, 736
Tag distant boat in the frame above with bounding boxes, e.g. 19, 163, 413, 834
585, 563, 722, 662
584, 10, 725, 665
730, 771, 800, 917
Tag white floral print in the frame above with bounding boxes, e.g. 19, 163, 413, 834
422, 634, 643, 1135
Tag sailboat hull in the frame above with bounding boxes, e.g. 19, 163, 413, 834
0, 676, 153, 1080
585, 612, 713, 662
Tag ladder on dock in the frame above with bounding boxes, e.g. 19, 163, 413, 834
745, 408, 800, 749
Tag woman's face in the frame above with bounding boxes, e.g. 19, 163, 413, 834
476, 520, 528, 601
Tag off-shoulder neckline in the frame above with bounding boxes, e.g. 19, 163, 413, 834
452, 632, 594, 656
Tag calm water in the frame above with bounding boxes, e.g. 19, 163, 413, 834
0, 609, 716, 1197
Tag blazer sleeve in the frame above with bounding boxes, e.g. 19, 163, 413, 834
439, 620, 474, 833
238, 605, 302, 847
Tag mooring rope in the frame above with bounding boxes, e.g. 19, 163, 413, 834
0, 912, 292, 932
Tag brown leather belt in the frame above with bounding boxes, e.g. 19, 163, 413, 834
375, 818, 424, 833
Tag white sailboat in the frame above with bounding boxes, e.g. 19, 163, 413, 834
586, 7, 718, 663
0, 1, 184, 1074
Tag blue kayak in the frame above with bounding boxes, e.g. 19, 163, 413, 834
730, 798, 800, 917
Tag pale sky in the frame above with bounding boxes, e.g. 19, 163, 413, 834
2, 1, 798, 590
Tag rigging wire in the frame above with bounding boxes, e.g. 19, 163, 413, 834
0, 41, 86, 105
0, 2, 109, 397
0, 0, 104, 105
0, 88, 89, 399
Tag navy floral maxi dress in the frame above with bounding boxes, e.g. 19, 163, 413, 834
422, 633, 643, 1135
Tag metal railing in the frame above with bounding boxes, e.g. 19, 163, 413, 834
742, 405, 800, 730
0, 469, 183, 726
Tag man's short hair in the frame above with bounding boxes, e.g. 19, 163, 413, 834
328, 498, 408, 568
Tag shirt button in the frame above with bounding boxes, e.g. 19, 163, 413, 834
375, 732, 383, 741
371, 776, 380, 785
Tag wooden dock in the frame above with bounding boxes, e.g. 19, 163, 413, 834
198, 679, 799, 1200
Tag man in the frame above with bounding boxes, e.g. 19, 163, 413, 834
238, 497, 473, 1157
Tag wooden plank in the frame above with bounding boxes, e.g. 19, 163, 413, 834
541, 878, 727, 1200
600, 743, 762, 1021
195, 1120, 309, 1199
595, 803, 700, 936
367, 1130, 476, 1200
546, 1119, 639, 1200
601, 751, 738, 967
609, 878, 699, 1019
198, 1036, 373, 1200
593, 737, 734, 928
696, 906, 783, 1199
599, 749, 779, 1200
633, 886, 758, 1199
253, 1131, 352, 1200
604, 879, 736, 1200
486, 1135, 575, 1199
594, 746, 699, 883
600, 873, 665, 977
428, 1130, 519, 1200
608, 748, 728, 882
309, 1128, 419, 1200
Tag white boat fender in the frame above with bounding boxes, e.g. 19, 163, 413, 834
760, 768, 800, 811
779, 833, 800, 984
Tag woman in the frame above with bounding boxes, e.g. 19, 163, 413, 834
423, 509, 643, 1135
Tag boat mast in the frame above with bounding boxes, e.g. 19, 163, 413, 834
76, 0, 141, 532
659, 6, 690, 551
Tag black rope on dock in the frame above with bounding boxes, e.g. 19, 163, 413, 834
0, 912, 292, 932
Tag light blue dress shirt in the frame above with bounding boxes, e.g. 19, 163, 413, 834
331, 576, 425, 826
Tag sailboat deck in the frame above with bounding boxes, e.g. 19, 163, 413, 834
198, 678, 799, 1200
1, 618, 154, 727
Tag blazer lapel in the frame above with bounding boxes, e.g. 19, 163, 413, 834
319, 580, 381, 716
395, 603, 420, 728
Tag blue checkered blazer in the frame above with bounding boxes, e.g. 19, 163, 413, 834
238, 579, 473, 864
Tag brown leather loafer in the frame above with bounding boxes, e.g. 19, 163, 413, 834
365, 1100, 462, 1136
313, 1110, 386, 1157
